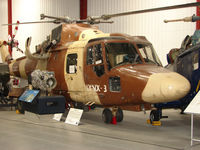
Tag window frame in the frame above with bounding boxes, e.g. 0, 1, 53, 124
66, 53, 78, 74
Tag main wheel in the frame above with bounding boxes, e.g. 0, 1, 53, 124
102, 108, 112, 124
116, 108, 123, 122
150, 110, 160, 124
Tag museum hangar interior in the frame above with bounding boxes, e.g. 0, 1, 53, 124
0, 0, 200, 150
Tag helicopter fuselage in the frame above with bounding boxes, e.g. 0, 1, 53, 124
2, 23, 190, 111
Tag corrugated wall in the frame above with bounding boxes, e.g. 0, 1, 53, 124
0, 0, 8, 41
88, 0, 196, 65
0, 0, 8, 62
0, 0, 197, 64
0, 0, 79, 59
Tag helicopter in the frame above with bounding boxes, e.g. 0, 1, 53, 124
154, 14, 200, 113
0, 2, 198, 124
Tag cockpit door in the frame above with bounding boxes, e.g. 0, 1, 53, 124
65, 50, 86, 103
84, 42, 109, 104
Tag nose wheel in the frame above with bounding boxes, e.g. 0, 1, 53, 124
149, 110, 160, 124
102, 107, 123, 124
149, 109, 168, 125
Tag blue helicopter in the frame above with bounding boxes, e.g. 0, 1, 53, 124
154, 15, 200, 118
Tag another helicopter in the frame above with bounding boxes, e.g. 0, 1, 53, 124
1, 2, 197, 124
154, 14, 200, 113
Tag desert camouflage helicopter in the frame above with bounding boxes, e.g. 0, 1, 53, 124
0, 2, 198, 124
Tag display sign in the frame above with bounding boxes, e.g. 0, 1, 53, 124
53, 113, 63, 121
18, 90, 40, 103
184, 91, 200, 114
65, 108, 83, 125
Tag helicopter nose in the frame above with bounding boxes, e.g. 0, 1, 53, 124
141, 72, 190, 103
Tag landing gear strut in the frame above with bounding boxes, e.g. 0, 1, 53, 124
102, 107, 123, 124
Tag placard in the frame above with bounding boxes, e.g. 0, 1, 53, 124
184, 91, 200, 114
65, 108, 83, 125
18, 90, 40, 103
69, 65, 76, 74
53, 113, 63, 121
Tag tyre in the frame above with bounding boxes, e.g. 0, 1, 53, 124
116, 108, 123, 122
150, 110, 160, 124
102, 108, 112, 124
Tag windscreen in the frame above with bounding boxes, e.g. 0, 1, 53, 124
137, 44, 162, 66
105, 42, 142, 69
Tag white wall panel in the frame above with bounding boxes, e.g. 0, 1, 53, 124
88, 0, 196, 65
0, 0, 8, 40
0, 0, 79, 59
0, 0, 8, 62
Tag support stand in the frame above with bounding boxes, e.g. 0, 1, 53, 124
184, 91, 200, 146
190, 114, 200, 146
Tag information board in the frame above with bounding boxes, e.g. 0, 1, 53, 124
53, 113, 63, 121
65, 108, 83, 125
18, 90, 40, 103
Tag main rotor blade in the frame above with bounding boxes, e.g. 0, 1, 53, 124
93, 2, 200, 20
40, 14, 72, 23
2, 20, 57, 26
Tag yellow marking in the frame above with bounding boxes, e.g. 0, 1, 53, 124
147, 119, 161, 126
16, 109, 21, 114
19, 59, 27, 78
196, 80, 200, 92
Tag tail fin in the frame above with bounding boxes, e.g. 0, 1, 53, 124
0, 40, 12, 63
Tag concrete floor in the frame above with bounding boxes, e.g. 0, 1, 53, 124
0, 108, 200, 150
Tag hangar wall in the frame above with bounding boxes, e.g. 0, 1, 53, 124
0, 0, 8, 41
88, 0, 196, 65
0, 0, 197, 64
0, 0, 80, 60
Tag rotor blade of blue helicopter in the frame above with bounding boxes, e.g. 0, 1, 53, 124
92, 2, 200, 20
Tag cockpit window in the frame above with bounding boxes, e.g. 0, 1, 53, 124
105, 43, 141, 70
87, 44, 103, 65
137, 44, 162, 66
87, 44, 105, 77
